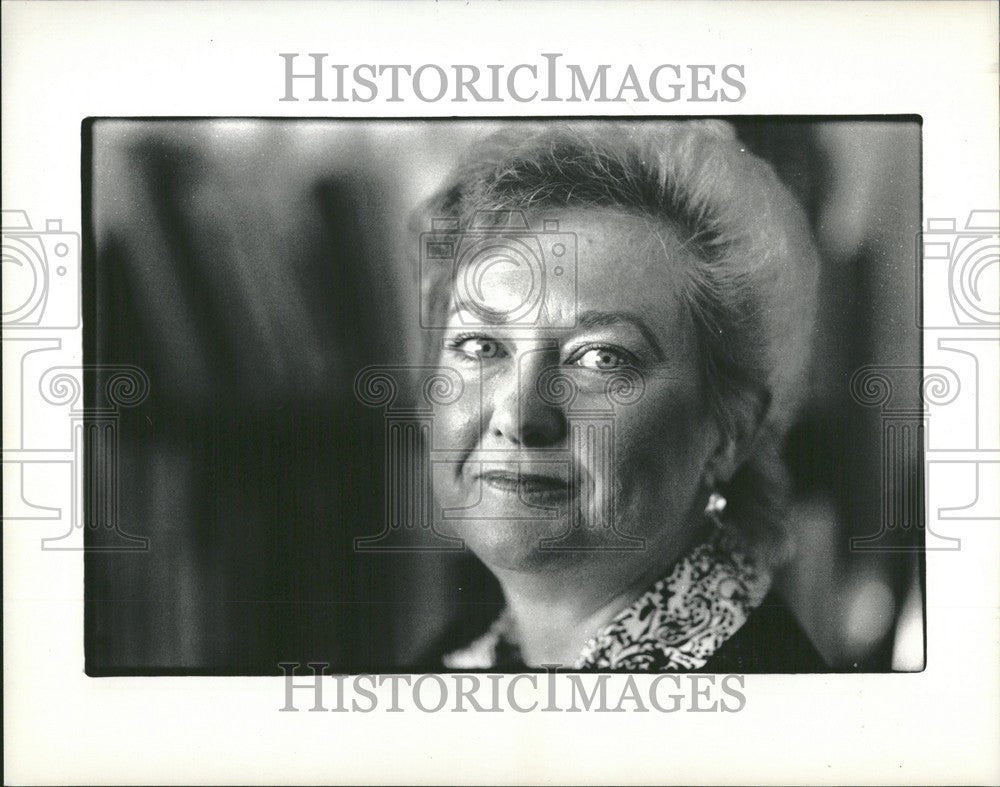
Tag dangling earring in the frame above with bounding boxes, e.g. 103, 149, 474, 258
705, 491, 727, 528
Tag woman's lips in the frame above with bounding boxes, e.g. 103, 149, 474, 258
478, 469, 570, 500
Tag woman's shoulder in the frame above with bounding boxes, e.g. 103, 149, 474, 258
411, 602, 520, 672
698, 591, 830, 673
417, 594, 830, 674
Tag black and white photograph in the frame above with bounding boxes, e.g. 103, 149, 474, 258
3, 2, 998, 784
84, 117, 924, 675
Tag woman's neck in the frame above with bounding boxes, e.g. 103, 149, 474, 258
496, 563, 665, 667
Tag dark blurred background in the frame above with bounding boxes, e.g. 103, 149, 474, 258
84, 118, 922, 674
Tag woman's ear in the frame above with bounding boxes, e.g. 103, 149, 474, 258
706, 386, 772, 485
706, 437, 739, 487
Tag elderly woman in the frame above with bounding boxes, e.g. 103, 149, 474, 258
416, 120, 826, 672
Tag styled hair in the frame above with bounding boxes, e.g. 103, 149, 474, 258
415, 120, 820, 566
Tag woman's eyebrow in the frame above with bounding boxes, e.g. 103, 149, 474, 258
576, 310, 666, 361
446, 303, 517, 325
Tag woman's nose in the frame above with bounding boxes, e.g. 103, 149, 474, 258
486, 357, 566, 448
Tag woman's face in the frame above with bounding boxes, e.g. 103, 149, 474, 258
431, 208, 721, 573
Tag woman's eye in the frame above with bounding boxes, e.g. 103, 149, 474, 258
573, 347, 631, 370
450, 336, 507, 359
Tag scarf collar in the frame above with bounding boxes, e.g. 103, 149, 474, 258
442, 527, 772, 671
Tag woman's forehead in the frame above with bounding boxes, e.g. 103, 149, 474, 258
452, 207, 694, 333
562, 208, 692, 288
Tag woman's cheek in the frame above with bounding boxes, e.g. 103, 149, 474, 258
609, 388, 708, 495
430, 368, 481, 451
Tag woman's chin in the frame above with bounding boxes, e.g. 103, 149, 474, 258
439, 514, 608, 572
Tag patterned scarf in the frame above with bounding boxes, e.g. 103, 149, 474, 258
442, 528, 772, 671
